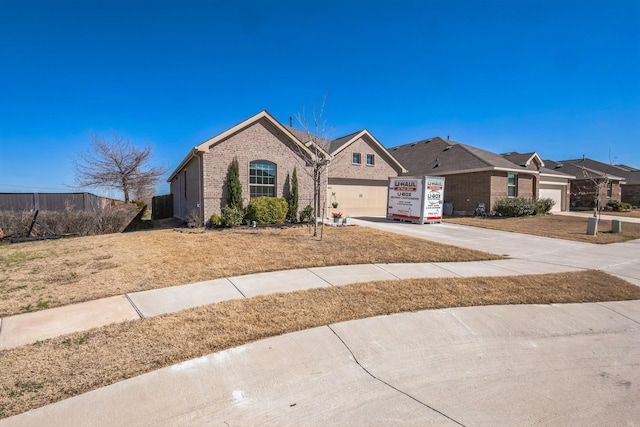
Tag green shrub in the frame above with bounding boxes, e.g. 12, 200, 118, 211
220, 205, 244, 227
287, 167, 299, 223
226, 157, 243, 211
245, 197, 288, 225
607, 200, 631, 212
493, 197, 536, 217
299, 204, 315, 223
208, 213, 220, 227
535, 198, 555, 215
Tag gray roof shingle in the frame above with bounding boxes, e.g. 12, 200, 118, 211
389, 137, 531, 175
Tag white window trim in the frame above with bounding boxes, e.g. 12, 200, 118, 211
507, 173, 518, 197
366, 154, 375, 166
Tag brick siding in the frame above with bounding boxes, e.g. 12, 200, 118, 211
200, 117, 321, 220
170, 156, 202, 220
622, 184, 640, 207
570, 179, 622, 209
329, 135, 399, 181
444, 171, 537, 215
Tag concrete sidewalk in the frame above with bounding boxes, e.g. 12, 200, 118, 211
0, 258, 582, 350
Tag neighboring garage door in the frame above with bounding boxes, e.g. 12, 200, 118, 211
539, 185, 562, 212
328, 180, 388, 217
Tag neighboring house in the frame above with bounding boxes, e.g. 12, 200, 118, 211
389, 137, 573, 215
545, 157, 628, 209
167, 110, 406, 222
614, 165, 640, 206
501, 152, 574, 212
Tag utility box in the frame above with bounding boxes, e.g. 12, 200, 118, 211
612, 219, 622, 233
586, 216, 598, 236
387, 176, 445, 224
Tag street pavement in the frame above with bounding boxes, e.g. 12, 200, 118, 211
1, 217, 639, 426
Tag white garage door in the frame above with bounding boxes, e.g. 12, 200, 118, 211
539, 185, 562, 212
327, 182, 388, 217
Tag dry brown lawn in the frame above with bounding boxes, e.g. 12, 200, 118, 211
1, 269, 638, 419
0, 225, 501, 317
446, 215, 640, 243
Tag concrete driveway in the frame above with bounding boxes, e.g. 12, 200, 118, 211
352, 217, 640, 286
2, 219, 639, 426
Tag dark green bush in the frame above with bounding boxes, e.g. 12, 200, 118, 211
226, 157, 243, 211
299, 204, 315, 223
245, 197, 288, 225
493, 197, 536, 217
220, 205, 244, 227
287, 168, 299, 223
535, 198, 556, 215
607, 200, 631, 212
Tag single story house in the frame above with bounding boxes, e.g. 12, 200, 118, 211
545, 157, 627, 209
389, 137, 573, 215
614, 165, 640, 206
167, 110, 406, 222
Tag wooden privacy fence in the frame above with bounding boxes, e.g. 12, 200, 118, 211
0, 192, 119, 212
152, 194, 173, 219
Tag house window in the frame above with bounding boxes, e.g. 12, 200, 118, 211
507, 173, 518, 197
366, 154, 375, 166
249, 160, 276, 198
606, 181, 612, 197
184, 170, 187, 199
352, 153, 361, 164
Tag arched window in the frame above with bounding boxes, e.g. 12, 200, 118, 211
249, 160, 276, 198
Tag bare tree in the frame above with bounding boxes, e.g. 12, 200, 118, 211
294, 97, 334, 237
574, 153, 618, 221
73, 133, 167, 203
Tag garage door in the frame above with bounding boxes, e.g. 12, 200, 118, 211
327, 181, 388, 217
539, 185, 562, 212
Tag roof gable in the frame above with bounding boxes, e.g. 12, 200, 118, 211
195, 110, 315, 156
329, 129, 407, 173
501, 152, 545, 169
168, 110, 321, 181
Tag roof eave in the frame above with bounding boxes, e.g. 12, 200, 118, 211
167, 147, 205, 182
423, 166, 537, 176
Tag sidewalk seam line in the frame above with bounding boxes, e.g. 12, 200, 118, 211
372, 264, 402, 280
306, 268, 336, 287
326, 324, 467, 427
431, 263, 464, 277
596, 303, 640, 325
226, 278, 248, 298
125, 294, 145, 319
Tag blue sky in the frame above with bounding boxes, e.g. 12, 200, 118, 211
1, 0, 638, 198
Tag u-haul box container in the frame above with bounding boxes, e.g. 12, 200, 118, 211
387, 176, 445, 224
